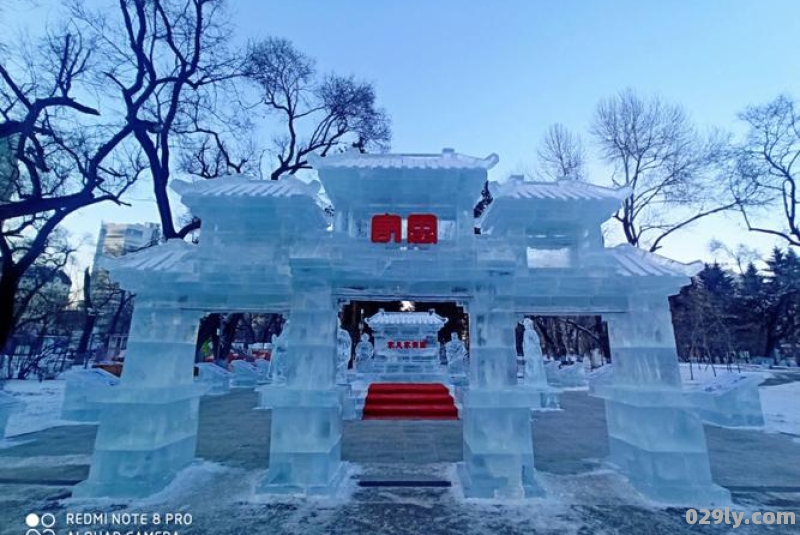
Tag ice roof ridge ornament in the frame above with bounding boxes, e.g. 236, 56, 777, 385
308, 148, 499, 170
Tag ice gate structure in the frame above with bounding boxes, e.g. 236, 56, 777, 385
75, 148, 730, 504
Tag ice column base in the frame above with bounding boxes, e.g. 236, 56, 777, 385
72, 384, 205, 499
257, 388, 344, 496
599, 389, 731, 506
457, 389, 544, 499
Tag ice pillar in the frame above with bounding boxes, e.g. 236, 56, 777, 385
73, 302, 205, 498
257, 276, 344, 494
457, 290, 543, 498
598, 296, 730, 504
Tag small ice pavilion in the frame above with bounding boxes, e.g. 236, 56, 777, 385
75, 148, 730, 504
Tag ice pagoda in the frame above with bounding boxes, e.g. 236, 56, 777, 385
365, 309, 447, 377
75, 148, 729, 504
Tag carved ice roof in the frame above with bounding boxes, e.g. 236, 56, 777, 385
171, 176, 321, 199
365, 310, 448, 327
102, 239, 196, 275
491, 176, 631, 201
608, 245, 703, 278
309, 148, 499, 170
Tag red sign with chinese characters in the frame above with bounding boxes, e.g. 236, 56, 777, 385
371, 214, 438, 244
387, 340, 428, 349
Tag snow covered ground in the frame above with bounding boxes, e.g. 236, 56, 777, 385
0, 383, 798, 534
679, 361, 770, 385
1, 379, 83, 437
54, 462, 696, 535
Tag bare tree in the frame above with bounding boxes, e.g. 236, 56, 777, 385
0, 27, 141, 350
10, 231, 74, 335
70, 0, 249, 240
592, 89, 737, 252
245, 37, 391, 180
537, 123, 586, 181
731, 95, 800, 247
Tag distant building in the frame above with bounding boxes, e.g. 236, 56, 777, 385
89, 222, 159, 358
93, 222, 161, 272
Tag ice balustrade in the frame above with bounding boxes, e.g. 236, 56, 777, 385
230, 360, 259, 389
194, 363, 232, 396
0, 392, 23, 439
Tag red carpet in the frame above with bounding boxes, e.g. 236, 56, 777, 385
363, 383, 459, 420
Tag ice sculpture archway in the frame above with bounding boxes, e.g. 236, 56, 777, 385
74, 149, 729, 504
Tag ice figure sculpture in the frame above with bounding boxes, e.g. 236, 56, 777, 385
521, 319, 546, 387
446, 333, 468, 375
194, 363, 231, 396
270, 325, 290, 385
519, 319, 559, 409
255, 359, 271, 384
0, 391, 23, 439
336, 326, 352, 382
354, 334, 374, 372
61, 368, 120, 421
75, 151, 731, 504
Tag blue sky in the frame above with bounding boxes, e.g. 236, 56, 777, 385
9, 0, 800, 275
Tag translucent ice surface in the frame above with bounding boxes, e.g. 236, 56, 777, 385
0, 391, 23, 438
195, 363, 232, 396
230, 360, 259, 389
61, 368, 120, 422
685, 374, 765, 428
80, 149, 726, 503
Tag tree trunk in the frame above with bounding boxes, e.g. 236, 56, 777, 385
0, 269, 21, 352
154, 173, 178, 239
103, 291, 132, 357
75, 313, 97, 365
217, 313, 243, 361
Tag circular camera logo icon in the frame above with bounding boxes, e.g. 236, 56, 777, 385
25, 512, 56, 535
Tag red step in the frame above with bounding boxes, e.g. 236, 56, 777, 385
363, 383, 458, 420
368, 383, 449, 394
367, 393, 454, 404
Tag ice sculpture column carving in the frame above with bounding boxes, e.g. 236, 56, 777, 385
73, 302, 205, 498
258, 275, 344, 494
599, 296, 730, 504
457, 289, 543, 498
